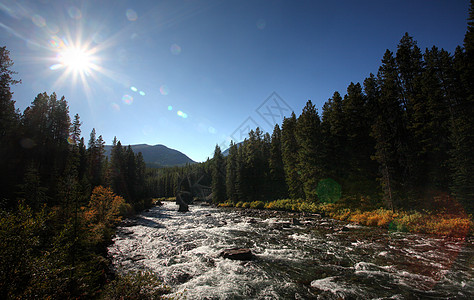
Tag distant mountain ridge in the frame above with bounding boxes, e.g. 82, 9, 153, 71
222, 142, 243, 157
104, 144, 195, 168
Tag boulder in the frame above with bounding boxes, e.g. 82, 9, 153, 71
178, 203, 189, 212
219, 248, 253, 261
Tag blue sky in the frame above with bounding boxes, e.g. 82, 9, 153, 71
1, 0, 470, 162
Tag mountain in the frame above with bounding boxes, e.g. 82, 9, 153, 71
104, 144, 195, 168
222, 142, 243, 157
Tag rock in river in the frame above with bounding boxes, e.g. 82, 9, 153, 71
219, 248, 253, 261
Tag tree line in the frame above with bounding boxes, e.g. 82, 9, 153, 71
208, 18, 473, 213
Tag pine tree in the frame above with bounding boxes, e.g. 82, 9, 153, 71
0, 46, 21, 205
371, 50, 407, 210
295, 100, 322, 201
110, 139, 126, 198
321, 92, 346, 181
225, 141, 238, 202
269, 124, 287, 200
342, 82, 377, 195
211, 145, 226, 204
281, 112, 304, 199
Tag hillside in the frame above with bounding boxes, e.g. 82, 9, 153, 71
105, 144, 195, 168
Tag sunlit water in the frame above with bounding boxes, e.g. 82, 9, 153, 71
108, 202, 474, 299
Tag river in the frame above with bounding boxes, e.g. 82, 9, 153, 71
108, 202, 474, 299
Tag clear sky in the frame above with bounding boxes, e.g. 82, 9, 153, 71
1, 0, 470, 162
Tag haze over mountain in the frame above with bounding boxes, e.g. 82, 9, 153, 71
104, 144, 195, 168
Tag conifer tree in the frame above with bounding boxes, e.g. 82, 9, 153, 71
372, 50, 406, 210
281, 112, 304, 199
321, 92, 346, 181
295, 100, 322, 201
225, 141, 238, 202
211, 145, 226, 204
269, 124, 287, 200
342, 83, 377, 194
0, 46, 21, 205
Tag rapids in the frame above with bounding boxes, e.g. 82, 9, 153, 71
108, 202, 474, 299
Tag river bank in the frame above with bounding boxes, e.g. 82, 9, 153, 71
215, 199, 473, 238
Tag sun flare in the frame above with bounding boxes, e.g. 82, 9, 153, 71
58, 46, 92, 73
49, 36, 105, 96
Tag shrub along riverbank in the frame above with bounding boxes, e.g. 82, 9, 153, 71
218, 198, 473, 237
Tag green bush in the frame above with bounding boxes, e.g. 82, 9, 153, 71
242, 202, 251, 209
235, 201, 244, 208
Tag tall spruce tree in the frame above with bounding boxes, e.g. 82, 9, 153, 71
211, 145, 226, 204
342, 82, 377, 194
225, 141, 238, 202
371, 50, 405, 210
321, 92, 346, 182
296, 100, 322, 201
269, 124, 287, 200
281, 112, 304, 199
0, 46, 21, 205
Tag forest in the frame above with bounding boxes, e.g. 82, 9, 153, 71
156, 28, 474, 214
0, 2, 473, 299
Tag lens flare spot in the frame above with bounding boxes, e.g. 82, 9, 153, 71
316, 178, 342, 203
47, 23, 59, 34
170, 44, 181, 55
49, 36, 64, 49
208, 126, 217, 134
67, 135, 76, 145
111, 103, 121, 111
139, 91, 145, 96
177, 110, 188, 118
168, 105, 173, 111
256, 19, 266, 30
122, 94, 133, 105
92, 32, 105, 44
160, 85, 169, 95
68, 7, 82, 20
49, 64, 63, 70
126, 9, 138, 21
32, 14, 46, 27
130, 86, 138, 92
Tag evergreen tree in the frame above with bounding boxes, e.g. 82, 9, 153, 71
225, 141, 238, 202
321, 92, 346, 181
269, 124, 288, 200
0, 46, 21, 205
135, 152, 146, 199
296, 100, 322, 201
371, 50, 407, 210
125, 145, 136, 201
110, 139, 126, 198
342, 83, 378, 195
211, 145, 226, 204
281, 112, 304, 199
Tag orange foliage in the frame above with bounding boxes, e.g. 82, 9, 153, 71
84, 186, 125, 228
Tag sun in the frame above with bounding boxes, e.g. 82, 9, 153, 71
58, 46, 92, 73
49, 36, 104, 95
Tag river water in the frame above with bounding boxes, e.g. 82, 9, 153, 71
108, 202, 474, 299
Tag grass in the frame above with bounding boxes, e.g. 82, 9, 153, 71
217, 197, 473, 237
